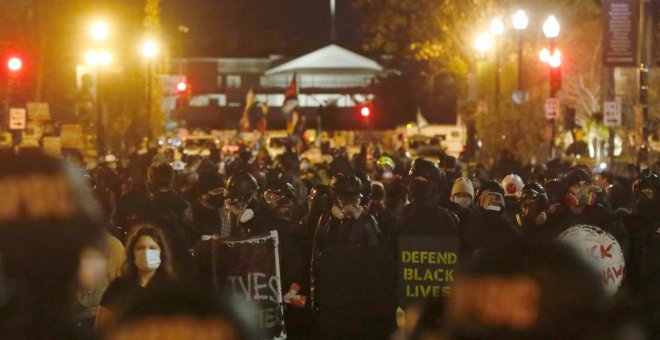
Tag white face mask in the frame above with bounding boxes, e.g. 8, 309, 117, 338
135, 249, 161, 271
453, 197, 471, 208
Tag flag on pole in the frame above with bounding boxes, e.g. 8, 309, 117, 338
416, 107, 429, 130
282, 72, 298, 117
257, 102, 268, 133
240, 88, 256, 132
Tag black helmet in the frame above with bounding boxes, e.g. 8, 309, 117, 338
226, 171, 259, 199
308, 184, 336, 211
409, 159, 442, 183
520, 183, 549, 210
563, 168, 590, 188
634, 169, 660, 193
265, 177, 296, 200
355, 172, 373, 204
330, 173, 362, 197
474, 180, 505, 204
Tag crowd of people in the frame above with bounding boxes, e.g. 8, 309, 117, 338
0, 143, 658, 339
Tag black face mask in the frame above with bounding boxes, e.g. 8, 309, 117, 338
206, 194, 225, 209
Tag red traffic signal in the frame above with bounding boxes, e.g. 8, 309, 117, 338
360, 106, 371, 117
7, 57, 22, 72
176, 81, 187, 92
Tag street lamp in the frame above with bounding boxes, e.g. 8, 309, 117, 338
543, 15, 560, 38
142, 40, 158, 143
474, 33, 493, 53
86, 50, 112, 156
542, 15, 560, 159
489, 18, 504, 111
91, 21, 109, 41
512, 10, 528, 92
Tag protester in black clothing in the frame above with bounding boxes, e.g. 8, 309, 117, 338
548, 168, 626, 245
464, 181, 519, 253
277, 151, 308, 210
625, 170, 660, 336
396, 159, 458, 237
264, 177, 297, 221
114, 189, 157, 242
515, 183, 555, 242
369, 181, 397, 241
147, 163, 193, 244
314, 174, 381, 253
186, 170, 226, 241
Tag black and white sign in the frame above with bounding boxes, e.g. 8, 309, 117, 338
603, 100, 622, 127
545, 98, 560, 119
9, 108, 26, 130
211, 231, 285, 339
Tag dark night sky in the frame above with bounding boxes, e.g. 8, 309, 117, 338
161, 0, 365, 58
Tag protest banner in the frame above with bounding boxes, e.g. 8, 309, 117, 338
558, 224, 625, 296
211, 230, 285, 339
317, 244, 397, 340
398, 236, 460, 307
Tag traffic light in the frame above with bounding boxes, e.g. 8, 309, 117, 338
548, 49, 562, 96
550, 65, 562, 96
360, 106, 371, 117
176, 81, 187, 93
7, 57, 22, 72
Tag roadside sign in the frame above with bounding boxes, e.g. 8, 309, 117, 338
27, 102, 51, 121
9, 108, 27, 130
603, 100, 622, 127
60, 124, 84, 149
545, 98, 560, 119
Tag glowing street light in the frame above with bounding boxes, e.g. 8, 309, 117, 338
91, 21, 109, 41
539, 48, 551, 63
475, 33, 493, 53
99, 51, 112, 66
543, 15, 560, 38
85, 51, 99, 65
142, 40, 158, 58
512, 10, 529, 30
489, 18, 504, 36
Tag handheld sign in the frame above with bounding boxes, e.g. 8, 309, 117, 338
211, 230, 285, 340
398, 236, 460, 307
557, 225, 625, 296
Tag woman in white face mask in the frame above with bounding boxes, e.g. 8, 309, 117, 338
96, 225, 176, 331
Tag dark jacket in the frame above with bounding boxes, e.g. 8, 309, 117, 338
464, 207, 520, 253
396, 203, 458, 237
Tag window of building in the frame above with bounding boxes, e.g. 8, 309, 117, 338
217, 75, 223, 88
226, 75, 242, 88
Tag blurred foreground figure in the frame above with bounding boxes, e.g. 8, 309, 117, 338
106, 285, 257, 340
0, 150, 105, 339
414, 241, 616, 339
